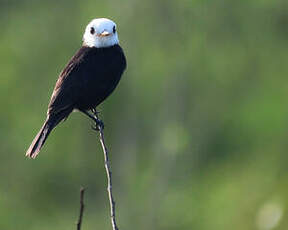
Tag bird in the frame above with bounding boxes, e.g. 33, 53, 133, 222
26, 18, 127, 158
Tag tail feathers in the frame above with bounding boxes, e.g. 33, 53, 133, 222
26, 119, 55, 159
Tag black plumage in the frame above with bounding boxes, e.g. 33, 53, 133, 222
26, 44, 126, 158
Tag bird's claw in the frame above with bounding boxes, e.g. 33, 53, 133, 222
91, 108, 100, 115
91, 118, 104, 131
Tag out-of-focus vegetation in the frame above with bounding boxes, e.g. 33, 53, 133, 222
0, 0, 288, 229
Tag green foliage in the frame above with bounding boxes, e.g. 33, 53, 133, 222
1, 0, 288, 229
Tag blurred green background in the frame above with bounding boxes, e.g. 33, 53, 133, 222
1, 0, 288, 229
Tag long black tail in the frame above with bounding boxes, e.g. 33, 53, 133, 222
26, 118, 55, 158
26, 111, 70, 159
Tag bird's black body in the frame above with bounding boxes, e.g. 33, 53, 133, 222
50, 45, 126, 113
26, 44, 126, 158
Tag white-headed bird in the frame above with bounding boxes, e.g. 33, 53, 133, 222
26, 18, 126, 158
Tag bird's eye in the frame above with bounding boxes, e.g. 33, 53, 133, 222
113, 26, 116, 33
90, 27, 95, 35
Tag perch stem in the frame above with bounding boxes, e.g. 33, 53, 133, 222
93, 111, 119, 230
77, 187, 85, 230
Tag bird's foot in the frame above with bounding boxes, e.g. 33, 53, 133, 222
89, 108, 104, 130
91, 108, 100, 115
91, 118, 104, 131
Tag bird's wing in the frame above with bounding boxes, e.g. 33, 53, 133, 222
47, 46, 90, 116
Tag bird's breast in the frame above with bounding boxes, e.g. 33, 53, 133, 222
75, 45, 126, 110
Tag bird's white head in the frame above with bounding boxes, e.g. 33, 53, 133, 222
83, 18, 119, 48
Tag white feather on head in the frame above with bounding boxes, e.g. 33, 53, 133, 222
83, 18, 119, 48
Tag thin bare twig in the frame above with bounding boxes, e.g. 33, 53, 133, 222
77, 187, 85, 230
92, 111, 119, 230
